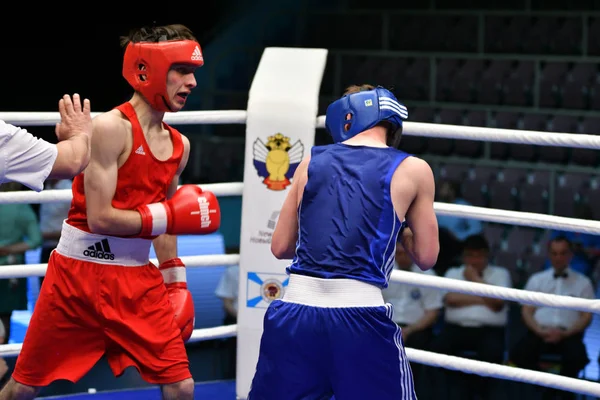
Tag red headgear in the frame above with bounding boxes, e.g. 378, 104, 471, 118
122, 40, 204, 112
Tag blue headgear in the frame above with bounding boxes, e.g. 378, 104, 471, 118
325, 87, 408, 148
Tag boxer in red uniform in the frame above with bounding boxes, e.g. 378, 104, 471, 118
0, 24, 218, 400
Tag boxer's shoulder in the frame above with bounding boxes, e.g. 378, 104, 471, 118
90, 111, 130, 159
391, 156, 434, 186
93, 110, 129, 132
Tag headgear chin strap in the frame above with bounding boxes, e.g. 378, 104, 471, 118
122, 40, 204, 112
325, 87, 408, 148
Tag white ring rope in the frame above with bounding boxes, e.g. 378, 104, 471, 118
1, 254, 597, 314
390, 270, 600, 313
1, 185, 598, 235
401, 121, 600, 149
434, 203, 600, 235
2, 110, 599, 149
405, 348, 600, 397
0, 111, 248, 127
0, 254, 240, 279
0, 323, 598, 397
0, 182, 244, 205
0, 325, 238, 358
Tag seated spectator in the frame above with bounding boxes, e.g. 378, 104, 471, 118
216, 263, 239, 326
510, 236, 593, 400
545, 203, 600, 278
435, 180, 483, 276
383, 240, 443, 388
0, 182, 43, 344
215, 247, 240, 379
0, 320, 7, 382
430, 234, 512, 399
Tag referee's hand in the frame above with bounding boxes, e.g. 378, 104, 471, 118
55, 93, 92, 142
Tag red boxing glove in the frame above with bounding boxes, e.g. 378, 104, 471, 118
137, 185, 221, 237
160, 257, 195, 342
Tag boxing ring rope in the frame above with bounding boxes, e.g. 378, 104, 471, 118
1, 254, 600, 395
390, 270, 600, 313
0, 182, 245, 205
2, 187, 600, 236
0, 325, 239, 358
405, 348, 600, 396
0, 111, 248, 127
2, 112, 600, 396
3, 110, 600, 149
1, 254, 598, 313
0, 254, 241, 279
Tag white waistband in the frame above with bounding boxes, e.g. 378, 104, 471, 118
56, 221, 152, 266
282, 274, 385, 308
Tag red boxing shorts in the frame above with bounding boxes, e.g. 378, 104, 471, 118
12, 222, 191, 386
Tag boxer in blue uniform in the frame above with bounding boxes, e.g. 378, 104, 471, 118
248, 84, 440, 400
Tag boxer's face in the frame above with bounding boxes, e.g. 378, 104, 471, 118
548, 240, 572, 271
167, 64, 198, 110
463, 248, 488, 273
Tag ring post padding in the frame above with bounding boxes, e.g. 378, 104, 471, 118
235, 46, 328, 400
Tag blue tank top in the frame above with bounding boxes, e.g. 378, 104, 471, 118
287, 143, 411, 289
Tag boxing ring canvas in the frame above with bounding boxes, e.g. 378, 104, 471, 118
42, 381, 236, 399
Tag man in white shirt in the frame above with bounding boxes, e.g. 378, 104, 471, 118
430, 234, 512, 398
510, 236, 593, 393
215, 264, 239, 325
0, 94, 92, 192
383, 241, 443, 347
383, 240, 443, 391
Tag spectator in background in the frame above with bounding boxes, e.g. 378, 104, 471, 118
0, 320, 7, 382
0, 182, 43, 344
510, 236, 593, 400
215, 247, 240, 379
435, 180, 483, 276
216, 263, 239, 325
383, 239, 443, 389
38, 179, 73, 287
430, 234, 511, 399
546, 203, 600, 278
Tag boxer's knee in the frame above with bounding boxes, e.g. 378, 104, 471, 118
161, 377, 194, 400
0, 378, 40, 400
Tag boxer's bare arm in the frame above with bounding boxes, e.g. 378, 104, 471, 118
152, 135, 191, 264
393, 157, 439, 270
271, 156, 310, 259
85, 114, 143, 235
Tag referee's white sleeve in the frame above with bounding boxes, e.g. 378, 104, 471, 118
0, 120, 58, 192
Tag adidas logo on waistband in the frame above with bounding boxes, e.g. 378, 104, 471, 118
83, 239, 115, 261
191, 46, 203, 61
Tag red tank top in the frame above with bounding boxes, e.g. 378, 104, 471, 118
67, 102, 184, 233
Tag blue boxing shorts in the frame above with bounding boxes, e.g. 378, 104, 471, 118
248, 274, 416, 400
